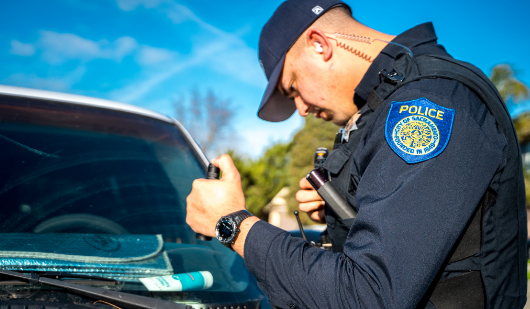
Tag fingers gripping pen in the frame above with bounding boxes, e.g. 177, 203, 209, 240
195, 163, 221, 241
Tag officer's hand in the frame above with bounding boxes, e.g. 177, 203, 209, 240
186, 154, 246, 237
296, 177, 326, 223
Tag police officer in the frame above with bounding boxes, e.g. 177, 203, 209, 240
186, 0, 527, 308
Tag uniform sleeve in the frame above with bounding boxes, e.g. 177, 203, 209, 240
244, 79, 507, 309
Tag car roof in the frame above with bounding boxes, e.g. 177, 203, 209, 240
0, 84, 209, 167
0, 85, 173, 124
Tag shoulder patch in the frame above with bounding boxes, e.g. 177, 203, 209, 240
385, 98, 455, 164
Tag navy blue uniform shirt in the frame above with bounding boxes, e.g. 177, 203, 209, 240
244, 23, 508, 309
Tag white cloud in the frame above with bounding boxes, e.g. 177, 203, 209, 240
2, 65, 86, 92
113, 37, 139, 60
112, 35, 264, 102
137, 46, 176, 65
111, 0, 296, 156
7, 30, 183, 96
17, 31, 176, 68
36, 31, 138, 64
111, 0, 266, 103
4, 73, 68, 91
165, 3, 232, 39
115, 0, 165, 11
166, 3, 199, 25
114, 0, 223, 34
38, 31, 100, 64
110, 40, 225, 103
10, 40, 35, 56
205, 41, 265, 88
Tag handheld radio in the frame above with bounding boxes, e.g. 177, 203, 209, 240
195, 163, 221, 241
306, 148, 357, 220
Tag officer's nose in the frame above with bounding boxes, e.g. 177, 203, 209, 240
294, 96, 310, 117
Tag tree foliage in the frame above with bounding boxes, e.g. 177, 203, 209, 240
490, 64, 530, 206
285, 114, 339, 223
229, 141, 292, 220
490, 64, 529, 104
490, 64, 530, 143
229, 115, 338, 222
232, 115, 339, 222
513, 113, 530, 145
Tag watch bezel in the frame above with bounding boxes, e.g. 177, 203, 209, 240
215, 216, 239, 244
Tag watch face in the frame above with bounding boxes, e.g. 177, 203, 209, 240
216, 217, 236, 243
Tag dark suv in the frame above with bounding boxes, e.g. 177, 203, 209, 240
0, 85, 271, 309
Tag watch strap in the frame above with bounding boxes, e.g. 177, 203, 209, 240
231, 210, 253, 227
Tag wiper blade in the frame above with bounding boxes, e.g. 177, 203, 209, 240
27, 271, 120, 284
0, 269, 189, 309
0, 271, 121, 286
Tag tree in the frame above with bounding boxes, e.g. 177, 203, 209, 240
513, 113, 530, 145
285, 114, 338, 224
174, 88, 237, 158
490, 64, 530, 205
490, 64, 530, 143
230, 115, 338, 223
229, 142, 292, 220
490, 64, 529, 104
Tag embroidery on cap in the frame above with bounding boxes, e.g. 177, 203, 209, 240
312, 5, 324, 15
385, 98, 455, 164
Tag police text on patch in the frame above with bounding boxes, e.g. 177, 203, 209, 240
398, 105, 444, 120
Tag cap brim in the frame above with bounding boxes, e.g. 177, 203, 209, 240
257, 54, 297, 122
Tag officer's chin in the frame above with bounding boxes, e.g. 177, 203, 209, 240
331, 117, 348, 127
314, 112, 331, 123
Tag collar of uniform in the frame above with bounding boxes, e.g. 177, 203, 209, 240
342, 104, 370, 143
341, 112, 360, 143
353, 22, 438, 107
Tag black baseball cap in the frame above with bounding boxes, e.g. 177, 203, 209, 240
257, 0, 351, 122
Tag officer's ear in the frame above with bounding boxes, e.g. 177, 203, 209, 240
306, 28, 333, 62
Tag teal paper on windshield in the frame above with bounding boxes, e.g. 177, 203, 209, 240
0, 233, 163, 262
0, 233, 173, 280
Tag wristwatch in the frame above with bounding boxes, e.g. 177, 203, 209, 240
215, 210, 253, 249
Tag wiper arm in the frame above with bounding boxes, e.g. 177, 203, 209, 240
0, 269, 189, 309
0, 271, 120, 286
26, 271, 120, 284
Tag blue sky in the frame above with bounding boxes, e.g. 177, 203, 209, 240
1, 0, 529, 157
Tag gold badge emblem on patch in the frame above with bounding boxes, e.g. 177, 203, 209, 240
393, 115, 440, 156
386, 98, 454, 164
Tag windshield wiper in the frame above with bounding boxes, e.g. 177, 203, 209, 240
0, 271, 121, 286
30, 271, 120, 283
0, 269, 189, 309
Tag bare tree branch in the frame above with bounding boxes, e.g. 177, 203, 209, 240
174, 88, 236, 157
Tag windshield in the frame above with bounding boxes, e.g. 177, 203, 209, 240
0, 94, 268, 308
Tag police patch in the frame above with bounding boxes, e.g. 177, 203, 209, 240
385, 98, 455, 164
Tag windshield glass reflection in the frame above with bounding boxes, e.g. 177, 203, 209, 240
0, 96, 262, 306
